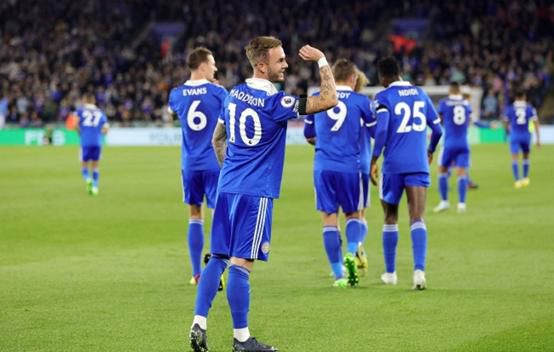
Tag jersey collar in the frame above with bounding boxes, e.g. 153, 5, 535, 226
448, 94, 463, 100
184, 79, 210, 86
388, 81, 412, 87
245, 78, 278, 95
514, 100, 527, 107
336, 85, 353, 91
84, 103, 98, 109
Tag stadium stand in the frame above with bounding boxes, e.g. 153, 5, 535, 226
1, 0, 553, 125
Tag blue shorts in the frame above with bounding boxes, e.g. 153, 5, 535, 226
314, 170, 363, 214
510, 136, 531, 154
362, 173, 370, 208
439, 147, 470, 168
380, 172, 430, 205
80, 146, 101, 162
211, 192, 273, 261
181, 169, 219, 208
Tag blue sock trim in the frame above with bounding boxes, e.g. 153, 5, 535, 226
188, 221, 204, 276
382, 225, 398, 273
457, 176, 468, 203
523, 160, 530, 178
194, 257, 228, 317
410, 221, 427, 271
92, 169, 99, 187
512, 161, 520, 180
345, 219, 362, 254
439, 173, 448, 201
360, 220, 368, 244
227, 265, 250, 329
323, 228, 342, 278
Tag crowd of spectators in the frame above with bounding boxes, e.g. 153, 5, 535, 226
1, 0, 553, 127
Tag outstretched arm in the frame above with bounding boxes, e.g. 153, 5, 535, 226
369, 108, 390, 185
427, 120, 443, 164
298, 45, 338, 114
212, 122, 227, 166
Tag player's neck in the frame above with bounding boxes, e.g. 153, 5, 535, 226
336, 81, 353, 90
252, 73, 270, 82
190, 71, 207, 81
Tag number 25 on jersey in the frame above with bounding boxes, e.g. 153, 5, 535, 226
396, 101, 426, 133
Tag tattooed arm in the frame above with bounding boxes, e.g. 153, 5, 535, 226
298, 45, 338, 114
212, 122, 227, 166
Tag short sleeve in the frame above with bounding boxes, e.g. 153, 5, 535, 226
437, 100, 445, 115
101, 112, 109, 127
465, 101, 473, 115
217, 88, 229, 124
168, 89, 177, 114
269, 92, 300, 122
303, 114, 315, 139
360, 96, 374, 125
425, 94, 440, 125
530, 107, 538, 120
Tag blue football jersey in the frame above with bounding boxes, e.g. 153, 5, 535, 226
504, 101, 537, 138
217, 78, 300, 199
438, 95, 472, 149
77, 104, 108, 147
307, 86, 373, 172
373, 81, 442, 174
168, 79, 228, 171
360, 118, 375, 174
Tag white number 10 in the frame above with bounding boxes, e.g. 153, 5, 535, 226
395, 101, 426, 133
228, 103, 262, 146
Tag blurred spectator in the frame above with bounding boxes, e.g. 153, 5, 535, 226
1, 0, 552, 125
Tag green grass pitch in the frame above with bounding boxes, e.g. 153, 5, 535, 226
1, 145, 553, 351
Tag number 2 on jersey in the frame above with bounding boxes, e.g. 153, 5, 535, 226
515, 108, 526, 125
396, 101, 426, 133
82, 110, 102, 127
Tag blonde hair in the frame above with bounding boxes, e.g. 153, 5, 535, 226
245, 36, 282, 67
355, 69, 369, 92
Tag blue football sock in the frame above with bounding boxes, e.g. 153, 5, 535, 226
382, 224, 399, 273
360, 219, 368, 245
81, 167, 89, 181
439, 173, 448, 201
458, 176, 468, 204
323, 226, 343, 279
411, 221, 427, 271
227, 265, 250, 329
523, 160, 530, 178
188, 219, 204, 277
512, 161, 520, 181
194, 255, 228, 317
345, 219, 362, 255
92, 168, 99, 187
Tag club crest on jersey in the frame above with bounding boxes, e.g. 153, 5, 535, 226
281, 96, 295, 108
261, 241, 270, 254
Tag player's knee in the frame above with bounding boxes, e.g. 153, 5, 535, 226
384, 213, 398, 225
190, 205, 203, 219
230, 257, 254, 271
345, 211, 361, 220
321, 212, 338, 227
